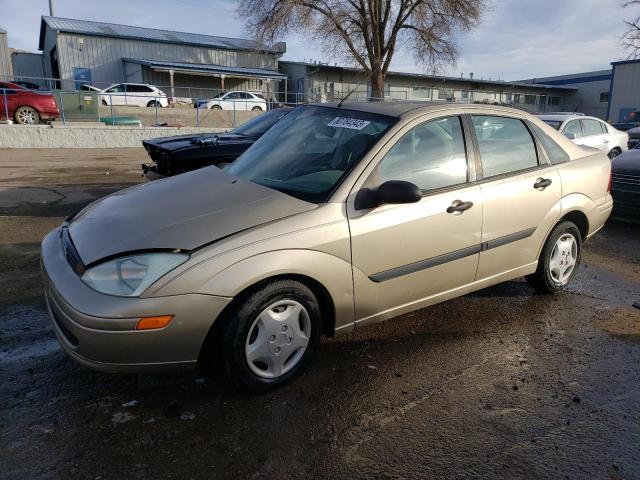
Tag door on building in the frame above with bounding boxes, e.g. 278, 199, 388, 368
73, 68, 92, 90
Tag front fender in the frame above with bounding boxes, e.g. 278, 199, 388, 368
199, 249, 355, 332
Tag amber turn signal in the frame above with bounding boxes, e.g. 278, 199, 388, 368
136, 315, 173, 330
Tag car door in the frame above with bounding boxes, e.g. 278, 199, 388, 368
105, 84, 126, 106
580, 118, 608, 152
223, 92, 243, 110
471, 114, 562, 280
348, 115, 483, 324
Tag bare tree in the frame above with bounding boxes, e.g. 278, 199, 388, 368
239, 0, 486, 99
623, 1, 640, 56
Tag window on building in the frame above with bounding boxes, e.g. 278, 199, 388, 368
524, 95, 536, 105
457, 90, 469, 101
369, 116, 468, 191
471, 115, 538, 177
548, 96, 560, 106
513, 94, 521, 103
563, 120, 583, 138
412, 87, 431, 99
504, 93, 513, 103
438, 88, 453, 100
599, 91, 609, 103
383, 83, 391, 98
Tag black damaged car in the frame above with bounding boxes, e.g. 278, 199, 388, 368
611, 144, 640, 222
142, 107, 291, 179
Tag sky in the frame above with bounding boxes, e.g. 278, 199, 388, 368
0, 0, 634, 80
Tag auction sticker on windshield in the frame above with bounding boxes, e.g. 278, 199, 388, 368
328, 117, 371, 130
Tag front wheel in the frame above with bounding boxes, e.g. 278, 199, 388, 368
211, 104, 222, 110
607, 148, 621, 160
213, 279, 322, 391
526, 221, 582, 293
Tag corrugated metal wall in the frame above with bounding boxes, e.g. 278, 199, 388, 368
53, 32, 280, 89
11, 52, 46, 81
0, 30, 12, 79
608, 62, 640, 123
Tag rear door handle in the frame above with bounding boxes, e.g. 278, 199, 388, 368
534, 178, 552, 190
447, 200, 474, 214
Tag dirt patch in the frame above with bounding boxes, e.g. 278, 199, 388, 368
595, 306, 640, 344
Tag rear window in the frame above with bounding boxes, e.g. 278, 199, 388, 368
542, 120, 562, 130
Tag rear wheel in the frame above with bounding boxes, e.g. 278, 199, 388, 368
147, 100, 161, 108
102, 99, 108, 106
251, 106, 263, 111
211, 105, 222, 110
212, 279, 322, 391
14, 106, 40, 125
526, 221, 582, 293
607, 148, 621, 160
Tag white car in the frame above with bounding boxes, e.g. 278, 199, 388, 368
539, 114, 628, 159
78, 84, 102, 93
196, 91, 267, 111
100, 83, 169, 108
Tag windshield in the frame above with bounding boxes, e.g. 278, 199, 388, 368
542, 120, 562, 130
227, 105, 397, 203
233, 109, 290, 137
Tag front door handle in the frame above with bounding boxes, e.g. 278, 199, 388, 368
447, 200, 474, 214
534, 178, 552, 190
603, 139, 609, 144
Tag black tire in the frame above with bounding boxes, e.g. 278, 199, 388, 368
102, 99, 108, 106
251, 106, 263, 111
212, 279, 322, 392
525, 220, 582, 294
147, 100, 161, 108
607, 148, 621, 160
211, 105, 222, 110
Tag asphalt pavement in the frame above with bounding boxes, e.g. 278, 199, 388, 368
1, 149, 639, 480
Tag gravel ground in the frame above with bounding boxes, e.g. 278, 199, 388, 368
1, 148, 639, 480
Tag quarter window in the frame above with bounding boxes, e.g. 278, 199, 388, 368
368, 116, 468, 192
530, 123, 570, 164
563, 120, 583, 138
471, 115, 538, 177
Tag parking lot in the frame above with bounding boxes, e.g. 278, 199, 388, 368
1, 148, 639, 479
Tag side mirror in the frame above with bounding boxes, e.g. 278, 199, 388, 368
563, 132, 576, 140
355, 180, 422, 210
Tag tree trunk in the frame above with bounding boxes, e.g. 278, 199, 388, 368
370, 71, 385, 101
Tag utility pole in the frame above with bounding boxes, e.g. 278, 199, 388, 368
49, 0, 56, 16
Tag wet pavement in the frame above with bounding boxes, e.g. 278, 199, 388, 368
1, 149, 639, 479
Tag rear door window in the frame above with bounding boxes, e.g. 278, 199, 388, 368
581, 119, 604, 137
471, 116, 538, 177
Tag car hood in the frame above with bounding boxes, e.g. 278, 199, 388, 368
144, 132, 253, 153
68, 167, 316, 265
612, 149, 640, 176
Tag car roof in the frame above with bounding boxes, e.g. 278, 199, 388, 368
307, 101, 539, 119
538, 114, 603, 123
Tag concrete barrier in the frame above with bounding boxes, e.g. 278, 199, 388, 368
0, 124, 226, 148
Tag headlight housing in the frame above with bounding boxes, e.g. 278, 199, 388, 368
81, 252, 189, 297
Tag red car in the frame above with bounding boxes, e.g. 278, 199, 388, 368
0, 82, 60, 124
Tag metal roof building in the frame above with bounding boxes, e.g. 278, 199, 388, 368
280, 61, 578, 113
38, 16, 287, 99
607, 59, 640, 123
